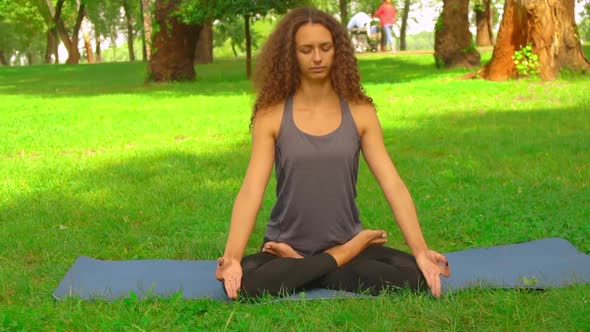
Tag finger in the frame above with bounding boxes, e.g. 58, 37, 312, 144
263, 248, 278, 256
215, 267, 223, 281
227, 277, 240, 299
435, 252, 449, 264
426, 272, 437, 298
441, 264, 451, 278
424, 272, 434, 296
215, 258, 224, 280
433, 274, 441, 298
371, 238, 387, 245
426, 274, 435, 298
224, 279, 235, 299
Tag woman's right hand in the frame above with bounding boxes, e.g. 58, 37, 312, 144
215, 257, 243, 299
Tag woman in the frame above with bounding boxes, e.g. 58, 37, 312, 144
374, 0, 397, 52
215, 7, 450, 300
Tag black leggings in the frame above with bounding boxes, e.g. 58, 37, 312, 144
237, 245, 427, 298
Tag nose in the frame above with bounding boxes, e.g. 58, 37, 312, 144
312, 48, 322, 63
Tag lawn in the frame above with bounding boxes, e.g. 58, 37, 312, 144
0, 48, 589, 331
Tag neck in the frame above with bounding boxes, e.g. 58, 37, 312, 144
295, 78, 338, 106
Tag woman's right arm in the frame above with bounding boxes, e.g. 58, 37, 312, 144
217, 109, 278, 299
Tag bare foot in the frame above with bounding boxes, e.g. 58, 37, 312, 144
325, 230, 387, 267
262, 242, 303, 258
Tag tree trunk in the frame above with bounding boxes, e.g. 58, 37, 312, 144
475, 0, 494, 46
245, 14, 252, 79
399, 0, 411, 51
81, 16, 94, 63
339, 0, 348, 26
122, 0, 136, 61
434, 0, 480, 68
45, 28, 58, 64
195, 20, 213, 64
52, 0, 85, 64
139, 0, 147, 61
231, 43, 238, 57
0, 50, 8, 65
26, 52, 34, 65
69, 1, 84, 64
96, 35, 102, 63
141, 0, 153, 61
481, 0, 590, 81
148, 0, 202, 81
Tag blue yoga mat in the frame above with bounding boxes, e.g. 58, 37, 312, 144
53, 238, 590, 301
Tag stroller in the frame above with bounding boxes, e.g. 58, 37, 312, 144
365, 18, 381, 52
349, 17, 381, 53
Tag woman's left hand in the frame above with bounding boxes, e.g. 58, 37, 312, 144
415, 250, 451, 298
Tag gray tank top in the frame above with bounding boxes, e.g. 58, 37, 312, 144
264, 96, 363, 256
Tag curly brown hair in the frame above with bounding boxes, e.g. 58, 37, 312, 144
250, 7, 374, 129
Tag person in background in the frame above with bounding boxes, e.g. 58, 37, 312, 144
374, 0, 397, 53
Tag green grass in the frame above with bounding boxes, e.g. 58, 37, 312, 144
1, 49, 589, 331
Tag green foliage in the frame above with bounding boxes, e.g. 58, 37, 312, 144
578, 1, 590, 42
512, 43, 541, 78
578, 17, 590, 43
86, 0, 142, 40
434, 13, 443, 32
472, 0, 484, 12
404, 30, 434, 50
177, 0, 305, 24
213, 16, 262, 57
0, 0, 46, 60
353, 0, 387, 16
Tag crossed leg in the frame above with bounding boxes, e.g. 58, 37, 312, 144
317, 245, 428, 295
238, 230, 387, 298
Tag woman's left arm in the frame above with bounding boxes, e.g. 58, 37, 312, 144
355, 104, 450, 297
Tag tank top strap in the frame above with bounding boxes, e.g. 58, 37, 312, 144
338, 97, 360, 138
276, 95, 295, 142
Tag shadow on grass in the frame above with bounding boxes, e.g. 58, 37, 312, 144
0, 147, 268, 267
1, 45, 589, 98
373, 106, 589, 254
0, 55, 463, 98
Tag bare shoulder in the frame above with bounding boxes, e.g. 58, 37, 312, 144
252, 101, 285, 139
347, 101, 380, 136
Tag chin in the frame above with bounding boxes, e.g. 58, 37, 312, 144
307, 72, 330, 81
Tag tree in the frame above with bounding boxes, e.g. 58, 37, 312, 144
86, 0, 127, 62
474, 0, 494, 46
434, 0, 480, 68
210, 1, 305, 78
576, 0, 590, 43
213, 15, 260, 58
158, 0, 305, 81
339, 0, 349, 26
122, 0, 138, 61
399, 0, 411, 50
139, 0, 153, 61
80, 14, 94, 63
0, 0, 46, 65
480, 0, 590, 81
194, 20, 213, 64
147, 0, 202, 81
36, 0, 86, 64
37, 0, 86, 64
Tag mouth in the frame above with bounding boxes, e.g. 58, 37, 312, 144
310, 66, 326, 73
